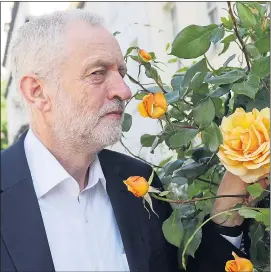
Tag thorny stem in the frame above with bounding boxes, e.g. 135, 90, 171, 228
127, 74, 150, 93
120, 138, 162, 168
204, 54, 216, 73
227, 1, 251, 71
151, 193, 247, 204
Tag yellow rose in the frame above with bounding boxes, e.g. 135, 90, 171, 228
225, 252, 253, 272
139, 49, 152, 62
138, 92, 168, 119
124, 176, 149, 197
217, 107, 270, 183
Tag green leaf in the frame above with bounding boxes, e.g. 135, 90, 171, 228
223, 54, 236, 67
173, 162, 208, 179
192, 148, 213, 162
171, 24, 218, 59
171, 176, 188, 186
165, 89, 186, 104
236, 3, 257, 27
113, 31, 121, 36
221, 16, 233, 30
210, 84, 231, 97
140, 134, 156, 147
238, 208, 261, 219
205, 70, 245, 85
219, 34, 236, 56
247, 183, 264, 198
124, 46, 138, 56
145, 67, 159, 80
122, 113, 132, 132
190, 72, 208, 91
232, 74, 260, 99
171, 74, 184, 91
249, 223, 266, 266
162, 210, 184, 247
210, 26, 225, 43
168, 129, 199, 149
251, 56, 270, 78
182, 58, 208, 88
164, 160, 185, 175
165, 42, 171, 51
255, 36, 270, 54
201, 122, 223, 152
246, 43, 261, 59
135, 91, 148, 100
255, 209, 270, 226
193, 97, 215, 128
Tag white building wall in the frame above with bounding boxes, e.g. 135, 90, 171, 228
4, 2, 243, 165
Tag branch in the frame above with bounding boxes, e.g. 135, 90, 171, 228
151, 193, 247, 204
127, 74, 150, 93
120, 138, 162, 168
227, 1, 251, 71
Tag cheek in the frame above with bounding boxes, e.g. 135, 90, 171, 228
78, 83, 107, 112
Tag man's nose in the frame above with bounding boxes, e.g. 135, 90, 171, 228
107, 73, 132, 101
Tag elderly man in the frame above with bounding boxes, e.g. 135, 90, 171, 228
1, 9, 265, 272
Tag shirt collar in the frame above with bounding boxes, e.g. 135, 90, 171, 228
24, 128, 106, 198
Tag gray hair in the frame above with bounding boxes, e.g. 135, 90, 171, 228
9, 9, 104, 91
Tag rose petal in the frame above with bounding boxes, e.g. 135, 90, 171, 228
217, 149, 241, 166
243, 156, 270, 169
138, 101, 149, 117
253, 150, 270, 164
154, 92, 167, 111
241, 167, 269, 183
143, 93, 154, 117
223, 163, 248, 176
253, 119, 269, 142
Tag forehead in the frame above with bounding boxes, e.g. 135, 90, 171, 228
63, 20, 123, 65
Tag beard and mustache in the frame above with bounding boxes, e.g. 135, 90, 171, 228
51, 90, 125, 151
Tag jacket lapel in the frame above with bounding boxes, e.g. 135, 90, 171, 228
99, 150, 149, 272
1, 132, 55, 272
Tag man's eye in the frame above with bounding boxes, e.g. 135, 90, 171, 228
92, 70, 106, 76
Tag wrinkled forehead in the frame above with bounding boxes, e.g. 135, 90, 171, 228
63, 20, 124, 65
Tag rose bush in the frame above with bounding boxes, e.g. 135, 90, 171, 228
119, 2, 270, 271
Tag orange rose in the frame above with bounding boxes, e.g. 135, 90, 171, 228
139, 49, 152, 62
124, 176, 149, 197
217, 107, 270, 183
225, 252, 253, 272
138, 92, 168, 119
124, 172, 161, 216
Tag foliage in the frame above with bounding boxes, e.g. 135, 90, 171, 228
1, 81, 8, 150
121, 2, 270, 271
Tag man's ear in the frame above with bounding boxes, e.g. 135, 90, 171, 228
20, 73, 51, 112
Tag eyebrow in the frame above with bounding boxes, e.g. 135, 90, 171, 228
81, 59, 127, 76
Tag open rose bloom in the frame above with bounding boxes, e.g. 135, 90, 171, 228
217, 107, 270, 183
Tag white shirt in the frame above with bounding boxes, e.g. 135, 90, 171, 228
24, 129, 130, 272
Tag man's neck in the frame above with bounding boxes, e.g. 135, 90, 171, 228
32, 128, 97, 191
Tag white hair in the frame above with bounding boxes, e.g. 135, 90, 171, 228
9, 9, 104, 91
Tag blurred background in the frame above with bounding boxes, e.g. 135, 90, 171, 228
1, 1, 241, 164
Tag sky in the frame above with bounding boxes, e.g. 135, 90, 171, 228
1, 1, 71, 76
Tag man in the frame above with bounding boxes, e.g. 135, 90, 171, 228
1, 9, 267, 272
